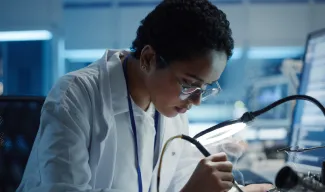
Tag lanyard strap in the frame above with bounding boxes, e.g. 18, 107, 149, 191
122, 56, 159, 192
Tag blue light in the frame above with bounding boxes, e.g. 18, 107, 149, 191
0, 30, 53, 42
230, 48, 243, 60
187, 105, 234, 121
65, 48, 243, 62
65, 48, 131, 62
4, 137, 13, 152
17, 135, 29, 153
248, 46, 304, 59
65, 49, 106, 62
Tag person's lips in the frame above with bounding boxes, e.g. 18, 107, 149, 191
175, 107, 187, 114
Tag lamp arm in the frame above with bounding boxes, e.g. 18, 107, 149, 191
194, 95, 325, 140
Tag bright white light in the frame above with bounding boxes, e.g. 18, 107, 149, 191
248, 46, 304, 59
197, 123, 247, 146
0, 30, 53, 41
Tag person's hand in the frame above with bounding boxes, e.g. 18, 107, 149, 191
242, 183, 274, 192
181, 152, 233, 192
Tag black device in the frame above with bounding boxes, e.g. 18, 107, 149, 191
0, 96, 45, 192
275, 166, 325, 191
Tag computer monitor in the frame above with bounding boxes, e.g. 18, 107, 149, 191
0, 96, 45, 192
251, 75, 295, 128
287, 28, 325, 173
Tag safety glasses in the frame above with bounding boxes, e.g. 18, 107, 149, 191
159, 56, 222, 101
178, 80, 222, 101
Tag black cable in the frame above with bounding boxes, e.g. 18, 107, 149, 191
252, 95, 325, 117
182, 135, 211, 156
180, 135, 244, 192
157, 135, 244, 192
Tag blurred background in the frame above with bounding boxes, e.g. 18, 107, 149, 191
0, 0, 325, 191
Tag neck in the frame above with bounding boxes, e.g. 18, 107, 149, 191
126, 56, 151, 111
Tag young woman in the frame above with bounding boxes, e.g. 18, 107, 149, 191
18, 0, 273, 191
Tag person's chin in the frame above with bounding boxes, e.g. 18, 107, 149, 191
160, 108, 180, 118
166, 110, 179, 118
168, 106, 187, 117
158, 107, 188, 118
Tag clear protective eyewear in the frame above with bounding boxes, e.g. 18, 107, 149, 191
178, 81, 222, 101
158, 56, 222, 101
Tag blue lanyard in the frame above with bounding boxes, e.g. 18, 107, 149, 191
122, 56, 160, 192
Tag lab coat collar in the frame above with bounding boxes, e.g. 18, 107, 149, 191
100, 49, 130, 116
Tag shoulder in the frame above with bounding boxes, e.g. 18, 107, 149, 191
44, 62, 101, 113
43, 49, 128, 113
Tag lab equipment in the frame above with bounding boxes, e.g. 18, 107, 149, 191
157, 94, 325, 192
271, 28, 325, 192
275, 166, 325, 192
286, 28, 325, 174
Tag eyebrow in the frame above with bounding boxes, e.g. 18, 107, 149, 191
185, 73, 218, 85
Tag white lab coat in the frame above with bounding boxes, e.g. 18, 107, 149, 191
17, 50, 241, 192
16, 50, 199, 192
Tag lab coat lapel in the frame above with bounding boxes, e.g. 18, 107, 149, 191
108, 51, 129, 115
89, 50, 116, 187
97, 50, 126, 160
90, 50, 129, 188
99, 49, 129, 118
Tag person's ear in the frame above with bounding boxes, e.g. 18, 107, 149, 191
140, 45, 156, 73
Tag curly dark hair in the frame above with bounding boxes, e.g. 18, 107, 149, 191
131, 0, 234, 66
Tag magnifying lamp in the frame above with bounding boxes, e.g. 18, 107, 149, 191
157, 95, 325, 192
195, 122, 247, 146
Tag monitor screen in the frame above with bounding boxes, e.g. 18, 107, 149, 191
251, 75, 293, 128
0, 97, 44, 192
256, 83, 289, 120
287, 29, 325, 172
